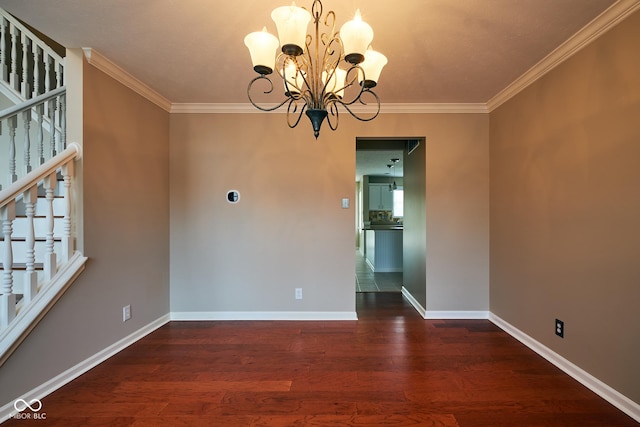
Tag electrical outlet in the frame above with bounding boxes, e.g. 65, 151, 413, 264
123, 305, 131, 322
295, 288, 303, 300
555, 318, 564, 338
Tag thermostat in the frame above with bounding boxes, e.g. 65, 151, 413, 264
226, 190, 240, 204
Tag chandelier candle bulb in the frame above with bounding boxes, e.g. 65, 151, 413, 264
283, 60, 304, 95
322, 68, 347, 98
339, 9, 374, 64
244, 27, 280, 75
271, 2, 312, 56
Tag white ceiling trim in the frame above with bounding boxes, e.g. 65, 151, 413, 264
82, 48, 172, 112
170, 102, 488, 114
487, 0, 640, 112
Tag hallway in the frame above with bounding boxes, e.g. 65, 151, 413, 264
355, 250, 403, 292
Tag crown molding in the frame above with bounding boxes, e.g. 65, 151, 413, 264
170, 102, 488, 114
381, 103, 488, 113
487, 0, 640, 112
82, 48, 172, 112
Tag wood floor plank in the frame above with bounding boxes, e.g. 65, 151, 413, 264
3, 293, 637, 426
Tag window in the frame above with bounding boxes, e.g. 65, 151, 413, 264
392, 189, 403, 217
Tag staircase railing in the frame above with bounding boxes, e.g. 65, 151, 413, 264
0, 7, 82, 367
0, 86, 66, 190
0, 9, 64, 103
0, 142, 86, 366
0, 8, 66, 192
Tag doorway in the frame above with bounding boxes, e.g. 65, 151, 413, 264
355, 138, 409, 293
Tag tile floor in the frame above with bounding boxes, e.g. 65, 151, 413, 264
355, 249, 403, 292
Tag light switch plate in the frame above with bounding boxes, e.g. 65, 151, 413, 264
341, 198, 350, 208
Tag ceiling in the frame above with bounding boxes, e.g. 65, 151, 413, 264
0, 0, 620, 105
0, 0, 625, 178
356, 150, 403, 182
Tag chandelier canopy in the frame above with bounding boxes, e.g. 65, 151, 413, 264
244, 1, 387, 139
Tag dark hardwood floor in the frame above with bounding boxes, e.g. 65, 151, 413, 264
4, 293, 637, 426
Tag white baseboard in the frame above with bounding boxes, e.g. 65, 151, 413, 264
401, 288, 489, 320
425, 310, 489, 319
490, 313, 640, 423
170, 311, 358, 321
401, 287, 426, 317
0, 314, 170, 424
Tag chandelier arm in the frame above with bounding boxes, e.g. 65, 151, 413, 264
329, 65, 366, 106
286, 98, 307, 129
247, 75, 293, 112
326, 101, 339, 131
316, 36, 341, 105
332, 89, 381, 122
276, 53, 306, 96
320, 11, 337, 48
298, 58, 314, 102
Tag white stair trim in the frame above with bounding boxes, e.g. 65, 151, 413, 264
0, 252, 87, 367
490, 313, 640, 423
0, 313, 170, 424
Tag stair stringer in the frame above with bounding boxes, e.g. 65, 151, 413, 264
0, 251, 87, 367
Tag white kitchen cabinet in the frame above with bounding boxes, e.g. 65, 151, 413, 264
368, 184, 394, 210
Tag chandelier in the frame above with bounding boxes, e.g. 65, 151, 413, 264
244, 1, 387, 139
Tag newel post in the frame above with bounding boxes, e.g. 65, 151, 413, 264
61, 161, 74, 263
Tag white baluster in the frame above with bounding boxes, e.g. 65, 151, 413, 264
23, 110, 32, 174
37, 103, 44, 165
56, 60, 63, 90
61, 162, 74, 262
44, 55, 51, 117
32, 43, 40, 98
22, 187, 38, 303
0, 120, 2, 191
59, 93, 66, 151
55, 64, 64, 152
0, 201, 17, 329
21, 32, 30, 99
8, 115, 17, 183
1, 17, 8, 83
44, 55, 51, 91
43, 172, 57, 280
10, 24, 18, 91
48, 98, 56, 157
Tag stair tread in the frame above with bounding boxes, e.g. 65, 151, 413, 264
0, 263, 45, 270
14, 215, 65, 219
0, 237, 63, 242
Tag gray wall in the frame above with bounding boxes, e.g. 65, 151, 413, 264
403, 138, 426, 307
169, 113, 489, 316
490, 9, 640, 403
0, 53, 170, 407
